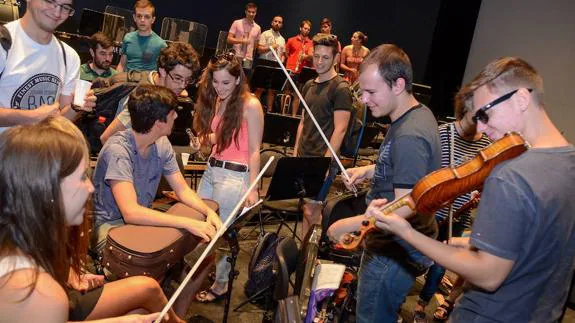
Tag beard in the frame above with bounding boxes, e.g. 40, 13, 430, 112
94, 59, 111, 70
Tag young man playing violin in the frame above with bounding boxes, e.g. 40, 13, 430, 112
413, 88, 492, 323
368, 57, 575, 322
327, 44, 441, 323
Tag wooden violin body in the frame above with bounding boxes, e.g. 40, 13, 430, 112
337, 132, 529, 251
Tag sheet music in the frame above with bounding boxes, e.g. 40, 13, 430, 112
310, 263, 346, 291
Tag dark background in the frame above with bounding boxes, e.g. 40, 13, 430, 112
20, 0, 482, 118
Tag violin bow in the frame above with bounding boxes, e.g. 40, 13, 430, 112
153, 157, 275, 323
269, 46, 358, 196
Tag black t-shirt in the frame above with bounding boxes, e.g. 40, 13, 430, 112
366, 104, 441, 257
297, 75, 352, 157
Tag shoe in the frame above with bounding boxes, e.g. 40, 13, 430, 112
433, 300, 454, 321
195, 288, 227, 303
413, 310, 427, 323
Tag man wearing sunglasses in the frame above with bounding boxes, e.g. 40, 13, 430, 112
0, 0, 96, 131
374, 57, 575, 322
116, 0, 167, 72
99, 41, 199, 143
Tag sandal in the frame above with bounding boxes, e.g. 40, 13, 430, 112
195, 288, 226, 303
433, 300, 454, 321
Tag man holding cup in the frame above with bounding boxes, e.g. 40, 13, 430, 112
0, 0, 96, 131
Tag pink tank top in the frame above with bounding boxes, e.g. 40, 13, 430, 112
210, 114, 249, 165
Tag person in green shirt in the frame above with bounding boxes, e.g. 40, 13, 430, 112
80, 32, 117, 82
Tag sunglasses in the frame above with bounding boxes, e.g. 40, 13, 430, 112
210, 51, 236, 64
472, 88, 532, 124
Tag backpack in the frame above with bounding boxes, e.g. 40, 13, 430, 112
301, 77, 365, 158
76, 71, 152, 156
245, 232, 284, 309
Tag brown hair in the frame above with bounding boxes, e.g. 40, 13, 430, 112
313, 33, 339, 56
0, 116, 89, 298
134, 0, 155, 16
466, 57, 544, 108
361, 44, 413, 93
354, 31, 368, 45
157, 41, 200, 77
194, 53, 250, 154
89, 32, 113, 51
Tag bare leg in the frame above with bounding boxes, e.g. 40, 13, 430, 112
172, 255, 213, 317
166, 203, 218, 316
85, 276, 185, 323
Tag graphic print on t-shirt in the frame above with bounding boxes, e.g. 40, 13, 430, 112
11, 73, 61, 109
376, 140, 392, 181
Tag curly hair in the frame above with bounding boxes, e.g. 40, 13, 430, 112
157, 42, 201, 80
193, 54, 250, 154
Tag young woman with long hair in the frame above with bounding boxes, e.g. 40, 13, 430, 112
0, 116, 187, 323
193, 52, 264, 302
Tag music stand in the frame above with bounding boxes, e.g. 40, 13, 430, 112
233, 156, 330, 313
262, 113, 300, 151
219, 201, 263, 323
249, 65, 286, 91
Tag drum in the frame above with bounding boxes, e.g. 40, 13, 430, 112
103, 200, 218, 280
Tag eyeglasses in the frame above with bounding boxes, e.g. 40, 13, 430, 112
167, 72, 193, 85
472, 88, 532, 124
43, 0, 75, 16
210, 51, 236, 64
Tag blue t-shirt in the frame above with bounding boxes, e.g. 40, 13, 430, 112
453, 146, 575, 322
92, 129, 179, 226
121, 31, 167, 72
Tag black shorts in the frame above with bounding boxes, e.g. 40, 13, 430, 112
68, 286, 104, 320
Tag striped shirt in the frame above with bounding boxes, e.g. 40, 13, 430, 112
435, 122, 492, 228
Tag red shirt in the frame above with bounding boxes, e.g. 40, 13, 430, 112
285, 35, 313, 74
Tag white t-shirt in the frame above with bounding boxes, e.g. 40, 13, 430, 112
0, 20, 80, 132
258, 29, 285, 61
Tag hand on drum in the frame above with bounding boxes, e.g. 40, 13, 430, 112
206, 209, 223, 232
187, 219, 217, 242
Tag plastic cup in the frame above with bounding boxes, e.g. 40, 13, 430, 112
181, 153, 190, 165
73, 80, 92, 107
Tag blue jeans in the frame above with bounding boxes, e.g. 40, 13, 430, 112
197, 164, 249, 284
356, 250, 422, 323
418, 221, 467, 304
419, 263, 446, 304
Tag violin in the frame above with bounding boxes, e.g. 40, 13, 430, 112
336, 132, 529, 251
438, 191, 481, 228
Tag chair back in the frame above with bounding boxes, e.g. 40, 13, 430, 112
319, 190, 368, 267
273, 237, 299, 300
